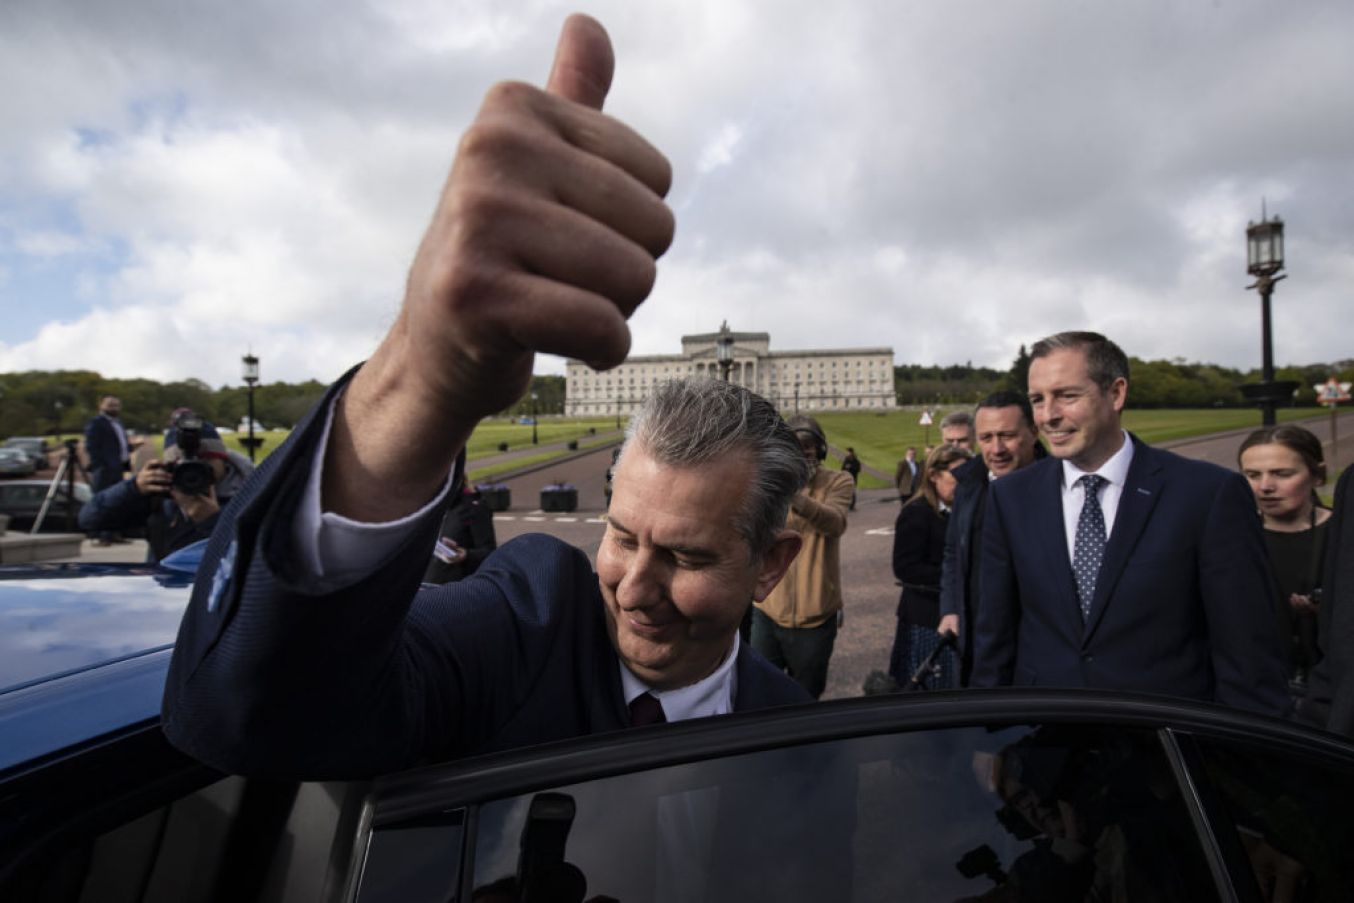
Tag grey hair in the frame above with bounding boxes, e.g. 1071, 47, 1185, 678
1030, 331, 1130, 391
621, 378, 810, 560
939, 410, 974, 431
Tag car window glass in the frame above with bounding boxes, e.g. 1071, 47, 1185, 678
357, 811, 465, 903
1194, 735, 1354, 902
469, 724, 1218, 903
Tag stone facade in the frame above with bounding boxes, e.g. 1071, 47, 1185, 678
565, 325, 895, 416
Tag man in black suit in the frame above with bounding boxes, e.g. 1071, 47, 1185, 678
937, 390, 1044, 685
83, 395, 131, 544
971, 331, 1288, 715
162, 16, 814, 780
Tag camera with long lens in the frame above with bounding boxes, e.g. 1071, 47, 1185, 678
166, 414, 216, 496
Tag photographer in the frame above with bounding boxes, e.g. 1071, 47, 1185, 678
79, 416, 253, 564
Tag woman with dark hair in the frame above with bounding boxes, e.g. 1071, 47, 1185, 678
1238, 424, 1332, 695
888, 443, 972, 688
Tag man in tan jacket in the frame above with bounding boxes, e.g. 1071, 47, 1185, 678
752, 415, 855, 698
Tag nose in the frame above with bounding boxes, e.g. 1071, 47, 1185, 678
615, 548, 666, 611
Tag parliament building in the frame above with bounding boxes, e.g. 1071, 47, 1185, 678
565, 324, 896, 417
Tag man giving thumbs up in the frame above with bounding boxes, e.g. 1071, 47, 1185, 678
163, 15, 813, 780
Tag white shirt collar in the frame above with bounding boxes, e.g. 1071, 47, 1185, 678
618, 632, 740, 722
1061, 430, 1134, 490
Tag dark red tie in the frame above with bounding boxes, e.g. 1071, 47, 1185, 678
628, 692, 667, 726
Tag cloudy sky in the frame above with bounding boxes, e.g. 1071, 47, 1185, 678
2, 0, 1352, 387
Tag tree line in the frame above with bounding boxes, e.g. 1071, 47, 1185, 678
2, 354, 1350, 439
893, 346, 1354, 409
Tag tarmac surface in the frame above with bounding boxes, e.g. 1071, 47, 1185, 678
36, 410, 1354, 702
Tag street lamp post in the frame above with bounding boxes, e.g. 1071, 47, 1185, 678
242, 353, 261, 462
531, 391, 539, 445
794, 382, 800, 414
715, 321, 734, 383
1241, 210, 1297, 426
52, 400, 63, 441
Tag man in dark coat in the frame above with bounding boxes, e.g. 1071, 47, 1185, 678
83, 395, 131, 543
162, 16, 813, 781
972, 331, 1288, 716
937, 390, 1045, 685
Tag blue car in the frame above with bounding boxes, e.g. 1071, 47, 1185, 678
3, 550, 1354, 901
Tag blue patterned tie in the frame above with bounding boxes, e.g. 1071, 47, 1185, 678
1072, 475, 1107, 622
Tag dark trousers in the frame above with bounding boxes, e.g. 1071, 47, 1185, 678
750, 607, 838, 699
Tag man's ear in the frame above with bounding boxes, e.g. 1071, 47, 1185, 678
752, 529, 803, 602
1109, 376, 1128, 413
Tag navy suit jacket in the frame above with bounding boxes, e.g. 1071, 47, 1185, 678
971, 435, 1289, 716
162, 372, 809, 780
84, 414, 126, 490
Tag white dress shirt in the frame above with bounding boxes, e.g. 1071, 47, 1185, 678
619, 634, 739, 722
1059, 431, 1134, 562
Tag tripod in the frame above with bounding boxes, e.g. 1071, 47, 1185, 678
32, 439, 91, 534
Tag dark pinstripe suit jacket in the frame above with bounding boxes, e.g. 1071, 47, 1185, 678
161, 372, 809, 779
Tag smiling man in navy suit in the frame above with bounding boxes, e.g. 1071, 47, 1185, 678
971, 331, 1288, 716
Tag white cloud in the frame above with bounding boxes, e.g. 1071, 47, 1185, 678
2, 0, 1354, 390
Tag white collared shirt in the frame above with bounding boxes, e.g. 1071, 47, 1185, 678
1059, 430, 1134, 561
293, 391, 456, 591
619, 634, 739, 722
105, 412, 129, 462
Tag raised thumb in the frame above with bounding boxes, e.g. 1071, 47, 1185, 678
545, 13, 614, 110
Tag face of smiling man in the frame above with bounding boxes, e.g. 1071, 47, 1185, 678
1027, 346, 1127, 472
597, 441, 800, 690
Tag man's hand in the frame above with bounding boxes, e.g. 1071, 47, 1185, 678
938, 613, 960, 637
326, 15, 673, 522
135, 461, 173, 496
172, 485, 221, 524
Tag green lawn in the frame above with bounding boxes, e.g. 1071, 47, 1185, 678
463, 418, 623, 458
819, 407, 1329, 490
59, 406, 1330, 488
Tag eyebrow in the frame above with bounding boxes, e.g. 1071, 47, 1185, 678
606, 515, 719, 561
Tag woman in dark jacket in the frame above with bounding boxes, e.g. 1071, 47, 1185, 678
888, 443, 972, 688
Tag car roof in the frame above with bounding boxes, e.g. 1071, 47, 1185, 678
0, 563, 191, 693
0, 563, 193, 774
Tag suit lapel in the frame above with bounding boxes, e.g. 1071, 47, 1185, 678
1034, 461, 1082, 622
1084, 436, 1163, 639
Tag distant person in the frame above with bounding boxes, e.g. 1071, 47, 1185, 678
895, 446, 919, 501
752, 415, 854, 698
79, 414, 253, 564
972, 331, 1288, 716
1239, 425, 1332, 699
424, 483, 498, 583
937, 390, 1046, 685
939, 410, 975, 450
889, 443, 970, 688
841, 446, 862, 510
84, 395, 131, 544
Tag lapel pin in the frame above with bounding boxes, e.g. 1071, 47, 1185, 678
207, 539, 237, 613
1136, 488, 1152, 496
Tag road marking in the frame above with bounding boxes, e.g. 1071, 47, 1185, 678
865, 527, 894, 536
494, 514, 608, 525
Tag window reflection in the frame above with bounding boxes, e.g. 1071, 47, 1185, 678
471, 724, 1217, 903
1196, 736, 1354, 903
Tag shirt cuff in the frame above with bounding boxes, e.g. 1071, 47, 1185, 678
292, 388, 457, 590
